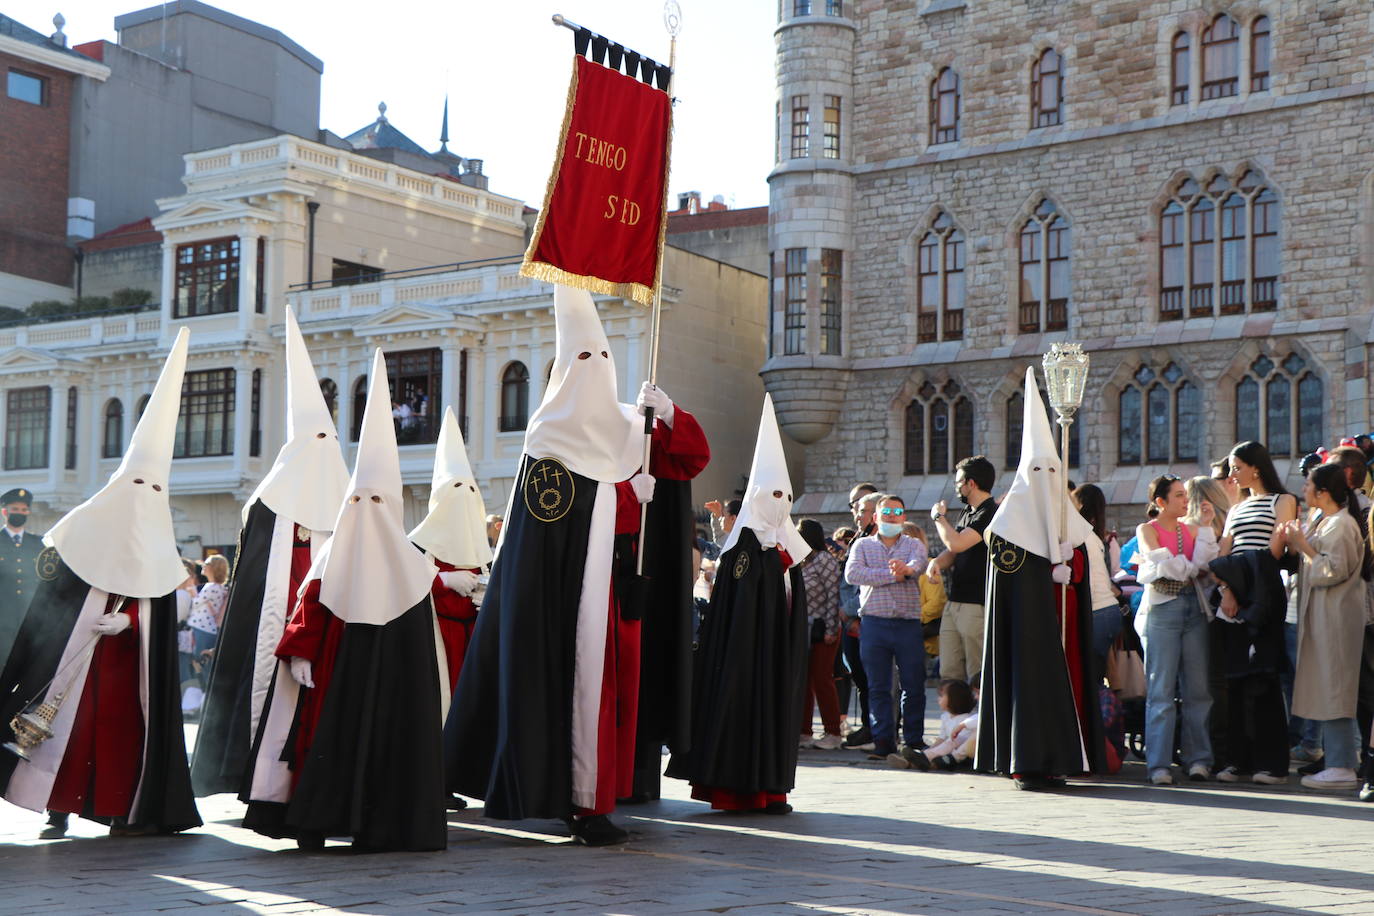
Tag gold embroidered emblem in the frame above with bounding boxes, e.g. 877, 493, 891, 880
989, 535, 1026, 575
524, 457, 575, 523
35, 546, 60, 581
733, 552, 750, 580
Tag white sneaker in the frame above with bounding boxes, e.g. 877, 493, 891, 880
1149, 768, 1174, 786
1301, 767, 1359, 790
813, 733, 844, 750
1252, 770, 1287, 785
1187, 763, 1211, 782
1215, 766, 1244, 783
798, 734, 816, 748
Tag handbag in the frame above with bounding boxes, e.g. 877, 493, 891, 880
1106, 635, 1146, 699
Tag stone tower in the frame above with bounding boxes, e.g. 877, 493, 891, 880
762, 1, 855, 445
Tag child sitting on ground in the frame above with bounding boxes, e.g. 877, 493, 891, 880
890, 677, 977, 771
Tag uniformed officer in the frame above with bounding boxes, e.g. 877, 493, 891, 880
0, 487, 45, 665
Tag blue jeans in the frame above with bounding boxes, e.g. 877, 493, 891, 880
858, 616, 926, 751
1319, 717, 1361, 770
1142, 592, 1213, 771
1092, 605, 1123, 682
1283, 622, 1321, 749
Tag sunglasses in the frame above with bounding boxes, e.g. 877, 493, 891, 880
879, 507, 905, 517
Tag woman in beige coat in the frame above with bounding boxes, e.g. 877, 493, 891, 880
1281, 464, 1368, 792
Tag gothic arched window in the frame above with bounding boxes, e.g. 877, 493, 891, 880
1030, 49, 1063, 128
916, 211, 965, 343
500, 362, 530, 432
904, 379, 974, 476
1018, 199, 1070, 334
1234, 353, 1323, 457
1119, 363, 1200, 465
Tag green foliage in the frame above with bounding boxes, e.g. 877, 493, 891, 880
73, 295, 111, 312
26, 299, 70, 317
110, 288, 152, 309
0, 306, 26, 323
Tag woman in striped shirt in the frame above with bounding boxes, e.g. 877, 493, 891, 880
1214, 441, 1296, 784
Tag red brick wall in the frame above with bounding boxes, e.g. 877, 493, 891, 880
0, 51, 74, 288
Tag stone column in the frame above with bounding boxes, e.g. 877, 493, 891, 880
238, 231, 260, 332
232, 365, 253, 461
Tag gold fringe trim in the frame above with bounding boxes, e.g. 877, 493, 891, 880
519, 54, 672, 311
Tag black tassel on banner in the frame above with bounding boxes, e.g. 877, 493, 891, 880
567, 22, 672, 90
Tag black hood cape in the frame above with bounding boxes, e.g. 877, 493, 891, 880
192, 498, 278, 796
976, 538, 1106, 778
665, 527, 809, 796
444, 454, 597, 821
0, 555, 200, 831
625, 475, 696, 800
241, 595, 446, 851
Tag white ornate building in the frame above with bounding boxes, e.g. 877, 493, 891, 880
0, 134, 767, 554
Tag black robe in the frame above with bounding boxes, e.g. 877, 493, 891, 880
0, 555, 201, 831
242, 596, 446, 851
444, 454, 596, 821
665, 528, 809, 796
976, 538, 1105, 777
192, 499, 277, 796
627, 477, 696, 800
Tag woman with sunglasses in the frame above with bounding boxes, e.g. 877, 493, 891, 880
1134, 475, 1219, 785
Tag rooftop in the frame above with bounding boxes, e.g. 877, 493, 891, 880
114, 0, 323, 73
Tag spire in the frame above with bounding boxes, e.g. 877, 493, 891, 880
439, 95, 450, 153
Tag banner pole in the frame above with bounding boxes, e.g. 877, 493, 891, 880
636, 2, 680, 576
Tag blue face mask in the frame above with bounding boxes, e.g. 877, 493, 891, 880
876, 521, 903, 538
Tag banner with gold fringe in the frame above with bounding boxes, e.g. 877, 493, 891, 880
520, 54, 672, 308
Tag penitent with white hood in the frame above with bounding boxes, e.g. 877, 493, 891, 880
240, 348, 446, 852
444, 284, 711, 847
190, 307, 351, 797
0, 327, 201, 835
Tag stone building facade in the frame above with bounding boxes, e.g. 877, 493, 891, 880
765, 0, 1374, 525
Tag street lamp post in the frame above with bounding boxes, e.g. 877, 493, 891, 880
1041, 342, 1090, 646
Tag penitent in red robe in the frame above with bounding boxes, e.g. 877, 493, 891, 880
577, 409, 709, 817
48, 596, 143, 817
431, 559, 479, 695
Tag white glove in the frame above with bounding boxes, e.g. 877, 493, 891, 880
636, 382, 675, 427
1051, 563, 1071, 585
439, 569, 480, 597
289, 657, 315, 689
629, 472, 656, 504
92, 613, 132, 636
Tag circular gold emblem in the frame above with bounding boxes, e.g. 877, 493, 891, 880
35, 546, 60, 581
733, 551, 750, 580
989, 535, 1026, 575
524, 458, 575, 523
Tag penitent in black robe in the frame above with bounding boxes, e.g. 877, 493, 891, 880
665, 528, 809, 798
0, 555, 200, 831
192, 499, 277, 796
976, 537, 1104, 778
627, 476, 696, 801
444, 454, 597, 821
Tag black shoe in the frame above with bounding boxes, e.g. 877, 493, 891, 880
762, 801, 792, 815
296, 832, 325, 851
1013, 773, 1049, 791
617, 792, 654, 805
39, 812, 68, 839
446, 794, 468, 811
1298, 760, 1323, 776
932, 754, 958, 771
570, 814, 629, 847
843, 725, 872, 748
1045, 775, 1068, 788
900, 745, 932, 771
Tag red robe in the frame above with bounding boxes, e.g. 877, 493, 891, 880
691, 548, 795, 812
578, 409, 710, 816
276, 580, 343, 783
431, 559, 480, 696
1053, 546, 1091, 748
48, 596, 143, 817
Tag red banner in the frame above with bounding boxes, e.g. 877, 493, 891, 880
521, 55, 671, 307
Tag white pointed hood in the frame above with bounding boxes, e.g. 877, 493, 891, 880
45, 328, 191, 598
522, 285, 642, 483
985, 368, 1094, 562
722, 394, 812, 567
308, 349, 435, 625
408, 406, 492, 569
247, 307, 350, 532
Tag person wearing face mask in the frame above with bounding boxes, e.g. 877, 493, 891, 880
667, 394, 810, 814
844, 495, 929, 763
0, 329, 200, 839
0, 487, 43, 665
192, 308, 351, 798
241, 351, 445, 852
976, 369, 1104, 789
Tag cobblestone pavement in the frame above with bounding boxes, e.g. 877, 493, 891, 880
2, 707, 1373, 915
